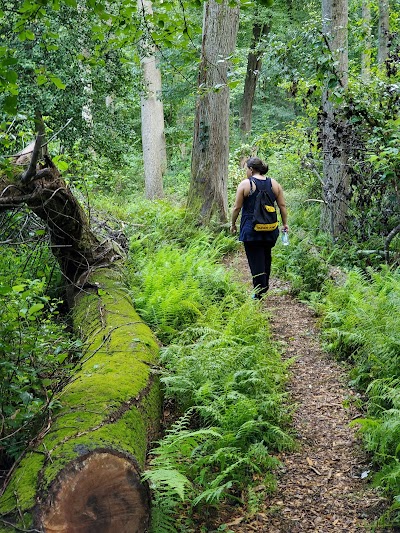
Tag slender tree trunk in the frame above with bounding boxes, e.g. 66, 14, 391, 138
320, 0, 349, 238
361, 1, 372, 81
188, 0, 240, 224
240, 21, 271, 136
138, 0, 167, 200
378, 0, 390, 66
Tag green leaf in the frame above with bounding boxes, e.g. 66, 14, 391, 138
228, 80, 240, 89
37, 74, 47, 85
50, 76, 66, 89
3, 57, 18, 66
20, 391, 33, 405
5, 70, 17, 83
4, 95, 17, 114
56, 160, 69, 171
28, 303, 45, 316
12, 284, 26, 293
0, 286, 11, 295
57, 352, 68, 363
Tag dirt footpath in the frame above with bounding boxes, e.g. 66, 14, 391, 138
221, 251, 388, 532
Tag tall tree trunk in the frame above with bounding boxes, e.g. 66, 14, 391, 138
361, 1, 372, 81
138, 0, 167, 200
188, 0, 240, 224
240, 20, 271, 136
378, 0, 390, 66
320, 0, 349, 238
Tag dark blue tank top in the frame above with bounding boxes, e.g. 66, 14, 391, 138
239, 177, 279, 243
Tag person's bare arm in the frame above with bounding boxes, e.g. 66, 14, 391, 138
230, 180, 250, 233
272, 179, 288, 231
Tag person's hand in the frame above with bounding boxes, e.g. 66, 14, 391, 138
230, 224, 237, 234
282, 224, 289, 233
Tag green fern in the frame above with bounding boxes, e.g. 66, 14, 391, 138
192, 481, 234, 507
321, 267, 400, 524
127, 200, 293, 528
142, 468, 192, 501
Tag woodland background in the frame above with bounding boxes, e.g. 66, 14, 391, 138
0, 0, 399, 531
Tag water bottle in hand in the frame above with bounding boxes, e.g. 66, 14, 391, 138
281, 230, 289, 246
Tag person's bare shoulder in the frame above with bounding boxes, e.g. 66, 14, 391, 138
238, 178, 251, 194
270, 178, 282, 196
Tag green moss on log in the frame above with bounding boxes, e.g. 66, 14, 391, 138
0, 267, 161, 528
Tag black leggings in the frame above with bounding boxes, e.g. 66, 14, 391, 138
243, 241, 273, 298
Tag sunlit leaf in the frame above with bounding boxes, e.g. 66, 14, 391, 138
28, 303, 45, 316
50, 76, 66, 89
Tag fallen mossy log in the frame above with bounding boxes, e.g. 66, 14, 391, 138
0, 136, 162, 531
0, 268, 161, 532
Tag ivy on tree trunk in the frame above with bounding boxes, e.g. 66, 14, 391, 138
320, 0, 350, 238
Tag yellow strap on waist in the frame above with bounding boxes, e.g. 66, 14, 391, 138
254, 222, 279, 231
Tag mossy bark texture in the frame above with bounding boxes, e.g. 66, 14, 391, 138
0, 269, 161, 533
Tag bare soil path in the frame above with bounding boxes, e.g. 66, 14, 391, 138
220, 251, 388, 533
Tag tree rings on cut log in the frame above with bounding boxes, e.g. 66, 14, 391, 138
38, 450, 150, 533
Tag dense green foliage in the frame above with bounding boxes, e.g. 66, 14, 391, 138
1, 0, 400, 529
0, 236, 82, 469
318, 268, 400, 526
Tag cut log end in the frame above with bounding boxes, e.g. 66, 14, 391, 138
37, 451, 150, 533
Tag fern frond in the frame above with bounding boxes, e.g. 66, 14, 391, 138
192, 481, 233, 506
142, 468, 192, 501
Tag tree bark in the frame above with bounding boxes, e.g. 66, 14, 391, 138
240, 20, 271, 136
187, 0, 240, 224
0, 159, 123, 286
378, 0, 390, 66
138, 0, 167, 200
361, 1, 372, 81
320, 0, 349, 238
0, 151, 161, 532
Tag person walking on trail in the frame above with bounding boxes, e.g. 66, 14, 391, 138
230, 157, 288, 299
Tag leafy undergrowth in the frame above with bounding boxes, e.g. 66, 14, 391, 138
0, 247, 82, 469
126, 200, 294, 532
319, 266, 400, 528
